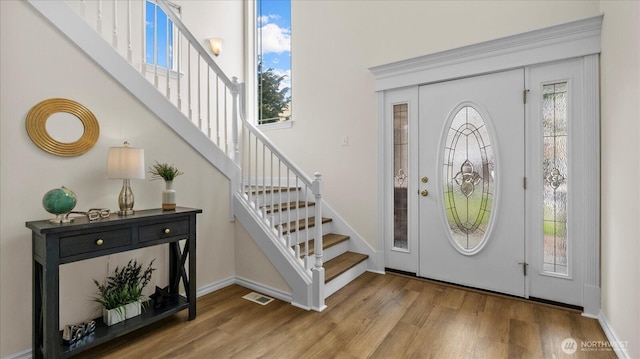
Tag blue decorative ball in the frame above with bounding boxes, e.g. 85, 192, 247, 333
42, 187, 77, 215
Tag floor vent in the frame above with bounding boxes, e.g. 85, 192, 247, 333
242, 292, 274, 305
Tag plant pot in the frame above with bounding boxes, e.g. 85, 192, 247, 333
162, 181, 176, 210
103, 306, 125, 326
124, 301, 142, 319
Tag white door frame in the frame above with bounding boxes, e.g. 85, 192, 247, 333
371, 15, 602, 316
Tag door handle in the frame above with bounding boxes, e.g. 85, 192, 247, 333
420, 189, 429, 197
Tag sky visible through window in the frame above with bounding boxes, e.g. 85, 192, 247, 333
145, 1, 173, 68
258, 0, 291, 97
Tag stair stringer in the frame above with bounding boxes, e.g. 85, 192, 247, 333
26, 0, 239, 183
320, 201, 384, 274
233, 193, 315, 310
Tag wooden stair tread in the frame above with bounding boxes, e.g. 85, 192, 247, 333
280, 217, 332, 235
246, 186, 300, 195
324, 252, 369, 283
263, 201, 315, 214
297, 234, 350, 256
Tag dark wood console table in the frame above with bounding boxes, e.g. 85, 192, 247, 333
26, 207, 202, 358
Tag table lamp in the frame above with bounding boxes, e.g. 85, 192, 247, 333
107, 141, 145, 216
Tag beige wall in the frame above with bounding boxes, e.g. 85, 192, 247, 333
600, 1, 640, 357
2, 0, 639, 357
0, 1, 236, 356
173, 0, 245, 82
266, 0, 638, 357
266, 0, 600, 248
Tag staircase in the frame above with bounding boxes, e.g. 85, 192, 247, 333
246, 185, 369, 299
28, 0, 374, 312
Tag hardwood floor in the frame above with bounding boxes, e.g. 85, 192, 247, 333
75, 272, 615, 358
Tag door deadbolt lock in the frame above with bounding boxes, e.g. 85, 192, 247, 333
421, 176, 429, 183
420, 189, 429, 197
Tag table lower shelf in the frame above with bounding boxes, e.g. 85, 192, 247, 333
59, 296, 190, 358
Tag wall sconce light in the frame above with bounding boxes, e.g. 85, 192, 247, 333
209, 38, 222, 57
107, 141, 145, 216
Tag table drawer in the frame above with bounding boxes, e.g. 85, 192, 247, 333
139, 219, 189, 242
59, 228, 132, 258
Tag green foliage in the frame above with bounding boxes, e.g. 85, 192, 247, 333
93, 259, 156, 310
148, 161, 183, 181
258, 62, 290, 124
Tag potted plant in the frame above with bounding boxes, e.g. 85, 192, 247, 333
93, 259, 155, 325
149, 161, 184, 210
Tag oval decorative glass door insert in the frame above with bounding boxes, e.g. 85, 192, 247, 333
442, 105, 496, 253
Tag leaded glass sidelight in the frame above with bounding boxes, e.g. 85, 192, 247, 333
542, 83, 568, 275
393, 103, 409, 250
442, 106, 495, 252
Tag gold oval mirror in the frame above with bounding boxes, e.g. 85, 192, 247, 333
26, 98, 100, 156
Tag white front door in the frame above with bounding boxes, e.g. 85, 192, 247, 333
418, 69, 526, 296
378, 19, 601, 313
384, 61, 594, 308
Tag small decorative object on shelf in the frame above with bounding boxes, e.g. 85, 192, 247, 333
149, 285, 176, 309
70, 208, 110, 221
42, 186, 77, 223
93, 259, 155, 326
148, 161, 183, 211
62, 320, 96, 345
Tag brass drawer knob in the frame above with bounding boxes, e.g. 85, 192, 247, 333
96, 239, 104, 246
164, 228, 171, 234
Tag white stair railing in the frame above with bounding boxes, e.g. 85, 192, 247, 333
238, 84, 324, 275
66, 0, 239, 161
65, 0, 324, 309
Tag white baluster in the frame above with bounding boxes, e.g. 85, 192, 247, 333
112, 0, 118, 48
278, 161, 282, 228
177, 35, 182, 109
187, 44, 192, 120
295, 177, 300, 252
197, 58, 202, 128
127, 0, 132, 63
305, 185, 309, 262
224, 90, 229, 154
153, 4, 158, 87
207, 68, 212, 139
140, 0, 146, 74
231, 77, 240, 163
247, 131, 252, 205
165, 13, 170, 99
97, 0, 102, 34
216, 78, 220, 147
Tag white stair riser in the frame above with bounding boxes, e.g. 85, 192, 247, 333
303, 239, 350, 267
324, 260, 368, 298
246, 190, 309, 207
279, 221, 332, 243
264, 206, 317, 226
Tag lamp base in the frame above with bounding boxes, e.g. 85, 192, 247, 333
117, 179, 136, 216
48, 214, 75, 223
117, 209, 135, 216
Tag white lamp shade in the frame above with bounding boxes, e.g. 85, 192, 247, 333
107, 146, 145, 179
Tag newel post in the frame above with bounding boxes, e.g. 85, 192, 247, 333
311, 172, 325, 311
312, 172, 323, 269
230, 77, 240, 164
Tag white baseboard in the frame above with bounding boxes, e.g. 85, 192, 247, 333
1, 348, 32, 359
234, 276, 293, 304
598, 311, 630, 359
196, 276, 235, 297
